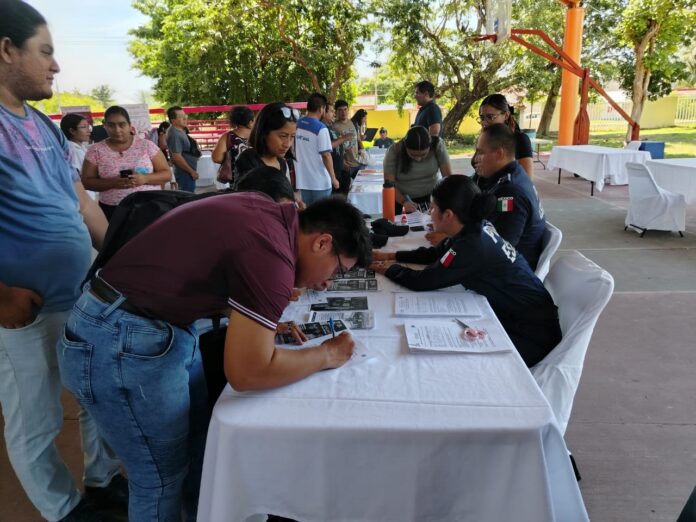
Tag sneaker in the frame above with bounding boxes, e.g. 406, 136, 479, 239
85, 474, 129, 511
59, 498, 122, 522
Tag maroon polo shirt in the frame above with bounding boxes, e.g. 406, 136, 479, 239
101, 192, 298, 329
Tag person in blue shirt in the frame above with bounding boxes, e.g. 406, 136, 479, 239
371, 175, 561, 367
0, 2, 124, 520
413, 80, 443, 137
373, 127, 394, 149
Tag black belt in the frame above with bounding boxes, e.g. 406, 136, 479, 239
89, 275, 151, 318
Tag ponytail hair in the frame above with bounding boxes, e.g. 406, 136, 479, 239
431, 175, 495, 227
480, 93, 519, 132
397, 125, 439, 174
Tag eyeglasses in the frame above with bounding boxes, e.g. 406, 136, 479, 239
334, 251, 346, 279
478, 112, 505, 123
279, 107, 301, 122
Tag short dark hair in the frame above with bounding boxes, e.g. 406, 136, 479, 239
229, 106, 254, 127
104, 105, 131, 124
334, 99, 349, 110
431, 175, 495, 227
234, 166, 295, 202
480, 93, 518, 131
307, 93, 328, 113
248, 102, 297, 157
415, 81, 435, 98
299, 197, 372, 268
167, 106, 183, 121
0, 0, 46, 48
480, 123, 516, 158
59, 113, 86, 141
157, 121, 170, 135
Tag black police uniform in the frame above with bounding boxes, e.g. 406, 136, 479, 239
385, 220, 561, 367
473, 160, 545, 270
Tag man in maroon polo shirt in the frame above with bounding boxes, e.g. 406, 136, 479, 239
56, 193, 372, 521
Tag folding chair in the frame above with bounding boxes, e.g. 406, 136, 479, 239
535, 221, 562, 281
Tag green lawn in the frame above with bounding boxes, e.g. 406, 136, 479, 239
446, 125, 696, 158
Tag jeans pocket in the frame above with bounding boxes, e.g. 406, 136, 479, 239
58, 326, 94, 404
121, 323, 174, 360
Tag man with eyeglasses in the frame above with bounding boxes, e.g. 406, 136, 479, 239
56, 190, 372, 519
295, 93, 340, 204
413, 80, 443, 137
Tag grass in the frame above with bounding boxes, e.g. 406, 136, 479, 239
446, 125, 696, 158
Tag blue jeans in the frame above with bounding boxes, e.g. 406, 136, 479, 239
175, 171, 197, 193
300, 188, 333, 205
0, 311, 120, 521
57, 286, 209, 521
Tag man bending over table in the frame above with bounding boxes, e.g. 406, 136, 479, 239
56, 194, 372, 522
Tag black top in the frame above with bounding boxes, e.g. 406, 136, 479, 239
514, 130, 533, 160
473, 161, 546, 270
234, 148, 288, 182
385, 220, 560, 367
414, 100, 443, 136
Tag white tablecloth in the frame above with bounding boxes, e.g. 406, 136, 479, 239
348, 173, 384, 215
646, 158, 696, 204
197, 233, 588, 522
196, 152, 218, 187
548, 145, 650, 191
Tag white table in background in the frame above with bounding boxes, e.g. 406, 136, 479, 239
197, 232, 588, 522
646, 158, 696, 204
348, 169, 385, 215
530, 138, 553, 168
548, 145, 650, 195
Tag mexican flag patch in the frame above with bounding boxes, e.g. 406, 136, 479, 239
440, 248, 457, 267
497, 197, 514, 212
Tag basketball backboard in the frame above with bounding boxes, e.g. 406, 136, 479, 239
485, 0, 512, 43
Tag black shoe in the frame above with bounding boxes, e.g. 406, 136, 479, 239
85, 474, 129, 510
59, 499, 122, 522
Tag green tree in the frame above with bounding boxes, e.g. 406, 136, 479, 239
376, 0, 520, 138
617, 0, 696, 137
91, 84, 114, 107
129, 0, 371, 106
29, 90, 104, 115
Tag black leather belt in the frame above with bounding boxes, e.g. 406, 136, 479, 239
90, 275, 150, 317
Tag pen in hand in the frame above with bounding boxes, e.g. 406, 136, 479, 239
329, 318, 336, 339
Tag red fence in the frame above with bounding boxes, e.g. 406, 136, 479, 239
49, 102, 308, 151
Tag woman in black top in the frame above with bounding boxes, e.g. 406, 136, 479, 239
371, 175, 560, 367
475, 93, 534, 177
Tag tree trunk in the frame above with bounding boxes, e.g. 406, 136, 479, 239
627, 54, 651, 141
442, 98, 479, 139
537, 72, 561, 137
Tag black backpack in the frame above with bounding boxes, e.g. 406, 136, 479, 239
84, 189, 227, 285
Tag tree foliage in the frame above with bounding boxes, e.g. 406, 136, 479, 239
91, 84, 115, 107
129, 0, 371, 105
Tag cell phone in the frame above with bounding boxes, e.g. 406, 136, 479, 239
119, 169, 133, 178
410, 225, 425, 232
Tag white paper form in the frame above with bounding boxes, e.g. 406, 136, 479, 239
394, 292, 482, 317
404, 318, 513, 354
277, 328, 375, 366
309, 310, 375, 329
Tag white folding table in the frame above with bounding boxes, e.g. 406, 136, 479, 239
197, 232, 588, 522
548, 145, 650, 195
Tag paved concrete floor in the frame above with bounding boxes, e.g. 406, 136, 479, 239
1, 157, 695, 521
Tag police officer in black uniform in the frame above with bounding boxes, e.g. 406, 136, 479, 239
472, 123, 546, 270
371, 175, 561, 368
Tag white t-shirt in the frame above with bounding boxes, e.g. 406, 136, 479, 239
294, 116, 332, 190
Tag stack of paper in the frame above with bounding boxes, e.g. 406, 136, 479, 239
404, 318, 512, 354
394, 292, 481, 317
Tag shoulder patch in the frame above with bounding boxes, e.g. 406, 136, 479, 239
440, 248, 457, 268
496, 197, 514, 212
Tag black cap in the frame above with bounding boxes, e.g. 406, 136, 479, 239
383, 181, 395, 189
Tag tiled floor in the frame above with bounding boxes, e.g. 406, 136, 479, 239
2, 157, 695, 521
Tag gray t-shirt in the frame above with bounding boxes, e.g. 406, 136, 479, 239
383, 139, 450, 199
167, 126, 199, 175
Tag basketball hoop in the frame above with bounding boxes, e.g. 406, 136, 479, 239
484, 0, 512, 43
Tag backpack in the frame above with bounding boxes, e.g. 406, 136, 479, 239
217, 131, 248, 184
83, 189, 227, 285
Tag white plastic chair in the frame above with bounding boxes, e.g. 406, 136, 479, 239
624, 140, 642, 150
625, 162, 686, 237
531, 251, 614, 435
535, 221, 562, 281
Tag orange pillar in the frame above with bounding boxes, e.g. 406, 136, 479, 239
558, 2, 584, 145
